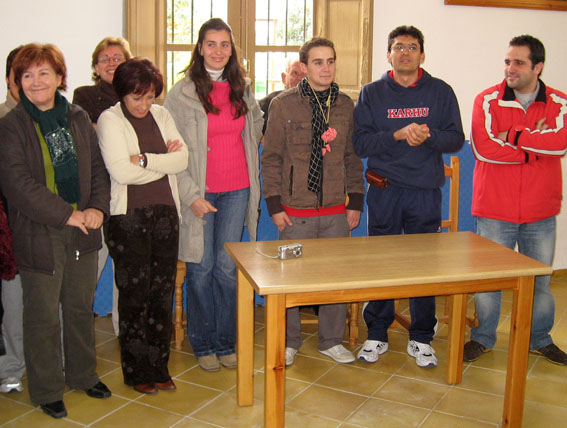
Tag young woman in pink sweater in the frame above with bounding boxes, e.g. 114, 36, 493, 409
165, 18, 263, 372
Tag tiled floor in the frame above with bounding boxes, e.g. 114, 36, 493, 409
1, 274, 567, 427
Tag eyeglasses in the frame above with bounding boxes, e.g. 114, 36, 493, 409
98, 55, 124, 64
391, 44, 419, 53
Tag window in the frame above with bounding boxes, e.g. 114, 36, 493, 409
166, 0, 229, 91
254, 0, 313, 98
126, 0, 372, 100
165, 0, 313, 98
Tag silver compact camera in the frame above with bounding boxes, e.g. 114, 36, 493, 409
278, 243, 303, 259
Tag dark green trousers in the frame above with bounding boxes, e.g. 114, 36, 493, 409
20, 226, 99, 405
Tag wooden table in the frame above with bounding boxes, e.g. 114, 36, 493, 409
225, 232, 552, 428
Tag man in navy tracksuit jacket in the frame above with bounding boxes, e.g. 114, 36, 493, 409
353, 25, 464, 368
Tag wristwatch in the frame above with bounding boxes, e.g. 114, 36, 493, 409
138, 153, 147, 168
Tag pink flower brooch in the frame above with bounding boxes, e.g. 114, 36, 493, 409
321, 127, 337, 156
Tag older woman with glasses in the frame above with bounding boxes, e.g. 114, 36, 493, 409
73, 37, 132, 127
97, 58, 188, 395
0, 43, 111, 419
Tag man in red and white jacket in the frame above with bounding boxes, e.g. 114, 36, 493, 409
466, 35, 567, 365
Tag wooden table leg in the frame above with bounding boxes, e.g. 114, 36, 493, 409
237, 269, 255, 406
173, 260, 186, 350
264, 294, 286, 428
446, 293, 466, 384
348, 303, 359, 348
502, 276, 534, 428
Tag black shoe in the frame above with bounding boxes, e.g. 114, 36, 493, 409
463, 340, 491, 362
40, 400, 67, 419
531, 343, 567, 365
85, 381, 112, 399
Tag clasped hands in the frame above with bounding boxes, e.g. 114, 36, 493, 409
66, 208, 104, 235
394, 123, 431, 146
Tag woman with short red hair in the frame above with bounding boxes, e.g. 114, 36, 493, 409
0, 43, 111, 418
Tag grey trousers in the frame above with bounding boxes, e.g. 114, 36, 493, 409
20, 226, 99, 404
280, 213, 349, 351
0, 274, 25, 380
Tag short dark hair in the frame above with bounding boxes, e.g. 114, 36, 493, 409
13, 43, 67, 90
299, 37, 336, 64
387, 25, 424, 53
6, 46, 23, 78
509, 35, 545, 68
112, 57, 164, 101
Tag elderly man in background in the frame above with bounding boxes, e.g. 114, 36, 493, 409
258, 57, 306, 135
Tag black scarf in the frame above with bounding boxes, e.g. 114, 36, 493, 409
299, 78, 338, 194
20, 90, 80, 204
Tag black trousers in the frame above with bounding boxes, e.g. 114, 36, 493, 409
107, 205, 178, 386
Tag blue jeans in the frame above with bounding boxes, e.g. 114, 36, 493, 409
471, 216, 556, 350
186, 187, 249, 357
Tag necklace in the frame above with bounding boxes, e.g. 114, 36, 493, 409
307, 79, 337, 156
308, 80, 331, 124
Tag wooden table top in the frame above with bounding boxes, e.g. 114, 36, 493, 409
225, 232, 552, 295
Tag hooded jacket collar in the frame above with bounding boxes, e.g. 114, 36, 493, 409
502, 78, 547, 103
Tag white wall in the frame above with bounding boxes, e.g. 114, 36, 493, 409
0, 0, 124, 101
373, 0, 567, 268
372, 0, 567, 135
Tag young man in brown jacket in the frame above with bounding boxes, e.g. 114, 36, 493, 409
261, 37, 364, 366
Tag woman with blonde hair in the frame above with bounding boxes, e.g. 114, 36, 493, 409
165, 18, 263, 372
73, 37, 132, 126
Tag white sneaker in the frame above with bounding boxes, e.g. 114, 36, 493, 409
407, 340, 437, 368
357, 340, 389, 363
0, 377, 23, 393
319, 344, 355, 363
285, 347, 298, 366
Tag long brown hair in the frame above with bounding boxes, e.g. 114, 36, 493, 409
183, 18, 248, 118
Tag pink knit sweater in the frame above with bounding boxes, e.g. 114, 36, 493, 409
205, 81, 249, 193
